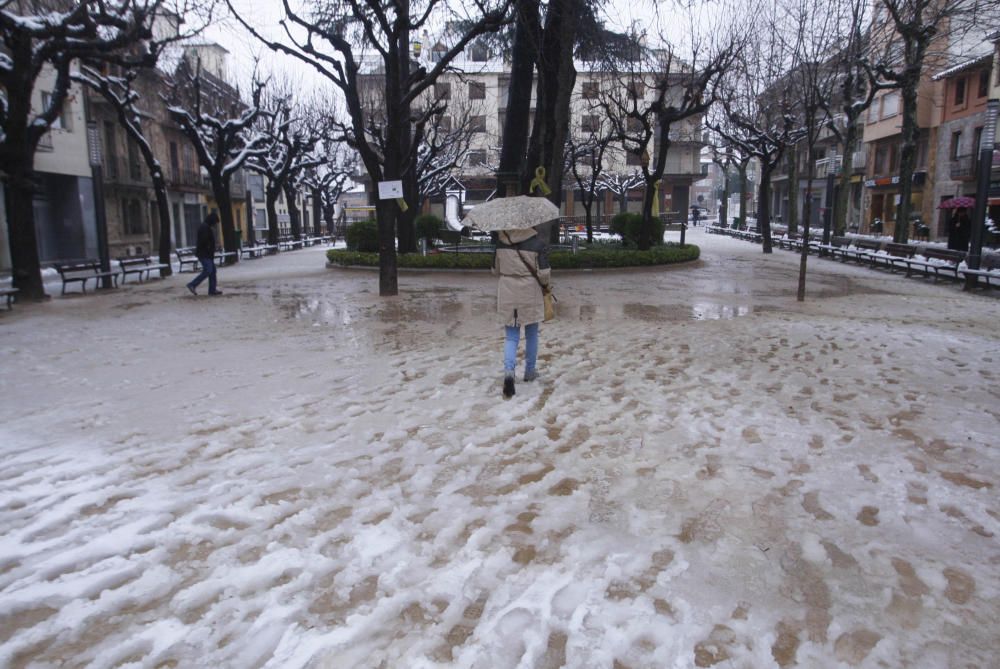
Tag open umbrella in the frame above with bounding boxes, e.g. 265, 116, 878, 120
938, 196, 976, 209
461, 195, 559, 232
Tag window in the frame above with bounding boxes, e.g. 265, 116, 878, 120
581, 115, 600, 133
626, 146, 646, 166
582, 81, 599, 99
431, 43, 447, 63
874, 144, 889, 173
498, 76, 510, 107
104, 121, 118, 178
867, 100, 879, 123
434, 82, 451, 100
122, 198, 147, 235
978, 70, 989, 98
470, 42, 489, 62
954, 78, 966, 106
468, 81, 486, 100
627, 80, 645, 99
41, 91, 72, 130
439, 114, 452, 133
951, 131, 962, 160
467, 149, 487, 166
127, 139, 142, 181
169, 142, 180, 181
881, 92, 899, 118
973, 126, 984, 154
471, 115, 486, 133
626, 116, 644, 133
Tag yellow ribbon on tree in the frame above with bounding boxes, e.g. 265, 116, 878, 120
651, 182, 660, 217
396, 197, 409, 212
529, 166, 552, 196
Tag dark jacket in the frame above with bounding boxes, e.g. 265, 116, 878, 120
196, 221, 217, 259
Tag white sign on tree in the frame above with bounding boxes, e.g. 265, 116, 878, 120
378, 180, 404, 200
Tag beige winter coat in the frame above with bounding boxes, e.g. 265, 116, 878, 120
492, 228, 551, 327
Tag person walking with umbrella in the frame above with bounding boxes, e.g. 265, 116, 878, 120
463, 197, 557, 398
948, 206, 972, 252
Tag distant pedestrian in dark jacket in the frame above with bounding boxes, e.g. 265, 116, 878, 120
947, 207, 971, 252
186, 212, 223, 296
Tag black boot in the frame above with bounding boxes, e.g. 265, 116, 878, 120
502, 375, 515, 398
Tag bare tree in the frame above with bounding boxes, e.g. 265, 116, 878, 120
228, 0, 511, 296
163, 56, 269, 262
596, 169, 645, 214
567, 114, 615, 242
601, 24, 744, 250
248, 83, 322, 246
873, 0, 1000, 243
711, 3, 805, 255
1, 0, 168, 299
71, 6, 212, 277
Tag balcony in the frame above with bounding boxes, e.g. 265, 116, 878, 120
168, 167, 208, 189
815, 156, 840, 179
950, 154, 976, 181
104, 156, 148, 187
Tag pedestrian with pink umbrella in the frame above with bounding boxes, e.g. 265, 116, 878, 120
940, 196, 975, 252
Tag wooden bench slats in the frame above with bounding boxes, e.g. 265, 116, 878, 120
1, 287, 17, 309
118, 255, 169, 283
54, 261, 119, 295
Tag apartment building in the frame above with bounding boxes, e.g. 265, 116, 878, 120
358, 34, 705, 221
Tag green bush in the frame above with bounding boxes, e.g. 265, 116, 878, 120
610, 212, 664, 247
415, 214, 444, 244
345, 219, 378, 252
327, 244, 699, 270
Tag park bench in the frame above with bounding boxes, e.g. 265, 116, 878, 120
175, 247, 200, 272
1, 287, 17, 309
117, 255, 170, 283
278, 236, 304, 251
871, 242, 917, 273
53, 260, 119, 295
904, 248, 966, 282
815, 236, 852, 261
842, 238, 882, 265
960, 267, 999, 289
240, 243, 278, 259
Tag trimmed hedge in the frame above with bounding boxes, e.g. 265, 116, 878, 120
345, 220, 378, 252
610, 212, 665, 247
327, 244, 699, 270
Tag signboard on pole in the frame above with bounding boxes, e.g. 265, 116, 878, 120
377, 180, 404, 200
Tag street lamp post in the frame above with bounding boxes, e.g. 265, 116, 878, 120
86, 120, 112, 289
965, 99, 998, 291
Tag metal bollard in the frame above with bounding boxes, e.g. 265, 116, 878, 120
420, 237, 427, 256
572, 236, 578, 254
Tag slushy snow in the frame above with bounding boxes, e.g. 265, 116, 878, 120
0, 229, 997, 668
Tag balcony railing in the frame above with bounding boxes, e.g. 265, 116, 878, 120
168, 167, 208, 188
104, 156, 148, 186
950, 154, 976, 180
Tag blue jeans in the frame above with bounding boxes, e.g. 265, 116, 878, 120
504, 322, 538, 375
189, 257, 217, 293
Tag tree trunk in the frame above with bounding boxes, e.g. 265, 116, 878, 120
212, 175, 238, 263
150, 170, 174, 276
638, 180, 656, 250
312, 186, 322, 236
834, 122, 858, 236
3, 166, 47, 300
738, 163, 748, 230
757, 164, 774, 254
285, 182, 301, 239
266, 188, 280, 246
719, 168, 730, 228
497, 0, 541, 195
894, 80, 918, 244
375, 199, 398, 296
797, 147, 817, 302
787, 149, 799, 234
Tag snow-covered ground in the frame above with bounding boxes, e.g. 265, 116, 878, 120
1, 231, 997, 668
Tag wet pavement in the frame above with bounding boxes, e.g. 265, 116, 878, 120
1, 229, 998, 668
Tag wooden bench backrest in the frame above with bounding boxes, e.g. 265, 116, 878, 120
885, 243, 916, 257
118, 256, 151, 265
922, 248, 965, 263
831, 236, 850, 247
855, 239, 882, 251
55, 260, 100, 274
